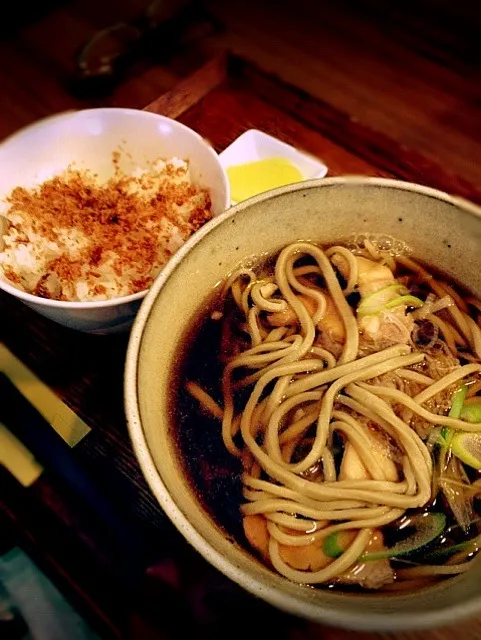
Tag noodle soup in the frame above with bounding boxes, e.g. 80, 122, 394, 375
172, 236, 481, 592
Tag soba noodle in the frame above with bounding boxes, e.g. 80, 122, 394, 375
182, 238, 481, 590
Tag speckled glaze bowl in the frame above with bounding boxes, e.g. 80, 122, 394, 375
125, 177, 481, 631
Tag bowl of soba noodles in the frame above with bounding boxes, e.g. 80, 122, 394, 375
125, 176, 481, 630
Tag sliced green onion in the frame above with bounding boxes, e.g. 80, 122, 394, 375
440, 385, 468, 446
360, 283, 407, 304
423, 519, 481, 560
426, 517, 481, 557
322, 531, 356, 558
387, 295, 424, 309
460, 402, 481, 424
439, 386, 468, 486
451, 433, 481, 470
446, 516, 481, 533
423, 538, 480, 561
356, 284, 406, 318
451, 386, 469, 420
322, 533, 345, 558
440, 457, 473, 532
360, 513, 446, 562
427, 426, 443, 447
358, 295, 424, 317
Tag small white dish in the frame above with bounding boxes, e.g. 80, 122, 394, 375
219, 129, 328, 203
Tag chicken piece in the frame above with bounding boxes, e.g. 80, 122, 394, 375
339, 443, 370, 481
278, 529, 357, 573
355, 256, 396, 297
267, 294, 316, 327
336, 530, 394, 589
268, 293, 346, 352
278, 540, 333, 572
312, 293, 346, 358
244, 514, 339, 572
332, 254, 395, 298
243, 514, 269, 560
333, 254, 414, 350
358, 306, 414, 350
316, 293, 345, 343
339, 427, 398, 482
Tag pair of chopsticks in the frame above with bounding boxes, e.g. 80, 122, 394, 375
0, 373, 243, 638
0, 372, 151, 589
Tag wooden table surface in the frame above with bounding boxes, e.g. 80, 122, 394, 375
1, 2, 481, 639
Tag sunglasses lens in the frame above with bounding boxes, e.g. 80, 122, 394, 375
77, 24, 141, 77
145, 0, 191, 27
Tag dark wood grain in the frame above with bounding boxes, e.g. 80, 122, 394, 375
143, 54, 227, 119
0, 467, 124, 639
235, 60, 481, 206
206, 0, 481, 188
2, 51, 481, 640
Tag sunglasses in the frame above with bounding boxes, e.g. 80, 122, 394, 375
70, 0, 224, 98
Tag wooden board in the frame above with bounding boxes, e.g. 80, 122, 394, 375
1, 53, 480, 640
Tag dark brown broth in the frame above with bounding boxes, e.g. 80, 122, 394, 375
171, 298, 245, 543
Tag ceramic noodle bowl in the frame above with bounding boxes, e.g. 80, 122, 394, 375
125, 177, 481, 631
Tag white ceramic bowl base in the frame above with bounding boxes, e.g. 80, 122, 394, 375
0, 108, 230, 334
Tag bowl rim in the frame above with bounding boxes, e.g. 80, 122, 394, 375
124, 176, 481, 631
0, 107, 230, 309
